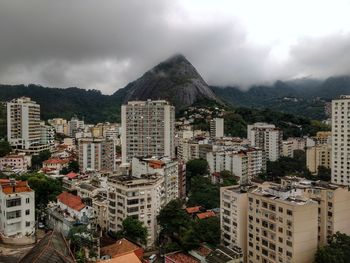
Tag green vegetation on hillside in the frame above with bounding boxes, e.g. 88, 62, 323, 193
315, 232, 350, 263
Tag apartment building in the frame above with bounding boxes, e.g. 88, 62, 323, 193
281, 141, 294, 158
207, 150, 249, 184
48, 118, 68, 135
107, 174, 165, 246
68, 116, 84, 137
332, 96, 350, 185
210, 118, 224, 138
306, 144, 332, 174
247, 185, 318, 263
247, 123, 282, 161
281, 177, 350, 246
220, 185, 257, 261
121, 100, 175, 163
0, 179, 35, 245
177, 138, 212, 162
132, 157, 179, 202
78, 138, 115, 172
0, 154, 28, 173
7, 97, 41, 150
40, 121, 55, 148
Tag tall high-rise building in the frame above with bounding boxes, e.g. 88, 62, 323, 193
7, 97, 41, 150
247, 123, 282, 161
332, 96, 350, 185
121, 100, 175, 163
210, 118, 224, 138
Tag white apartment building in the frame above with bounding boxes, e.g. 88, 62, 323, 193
177, 138, 212, 162
0, 179, 35, 245
121, 100, 175, 163
68, 116, 84, 137
132, 156, 179, 202
210, 118, 224, 138
107, 174, 165, 246
207, 150, 249, 184
7, 97, 41, 150
78, 138, 116, 172
248, 123, 282, 161
332, 96, 350, 185
40, 121, 55, 148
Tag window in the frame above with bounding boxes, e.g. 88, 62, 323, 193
25, 210, 30, 215
286, 209, 293, 216
7, 210, 21, 219
26, 221, 30, 227
26, 198, 30, 204
6, 198, 21, 207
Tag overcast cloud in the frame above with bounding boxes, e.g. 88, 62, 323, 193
1, 0, 350, 94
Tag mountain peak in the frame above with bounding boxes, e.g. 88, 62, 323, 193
114, 54, 221, 110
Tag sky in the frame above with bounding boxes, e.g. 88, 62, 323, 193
1, 0, 350, 94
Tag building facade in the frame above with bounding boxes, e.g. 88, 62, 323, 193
7, 97, 41, 150
121, 100, 175, 163
210, 118, 224, 138
0, 179, 35, 244
332, 96, 350, 185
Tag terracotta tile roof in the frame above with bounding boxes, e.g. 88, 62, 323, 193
57, 192, 85, 211
196, 211, 215, 220
165, 252, 200, 263
1, 180, 33, 194
44, 159, 69, 165
100, 238, 142, 258
98, 252, 141, 263
194, 245, 212, 257
66, 172, 78, 179
185, 206, 202, 214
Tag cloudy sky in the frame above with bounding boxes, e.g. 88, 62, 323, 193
1, 0, 350, 94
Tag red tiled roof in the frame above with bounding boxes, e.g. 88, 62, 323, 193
98, 252, 141, 263
196, 211, 215, 220
66, 172, 78, 179
194, 245, 212, 257
1, 181, 32, 194
44, 159, 69, 165
165, 252, 200, 263
185, 206, 202, 214
100, 238, 143, 259
57, 192, 85, 211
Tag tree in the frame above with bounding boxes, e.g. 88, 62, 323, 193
220, 170, 238, 186
193, 217, 220, 245
315, 232, 350, 263
317, 166, 331, 181
188, 176, 220, 209
16, 173, 62, 208
0, 140, 11, 157
186, 159, 209, 193
121, 217, 148, 245
186, 159, 208, 178
31, 150, 51, 169
61, 160, 80, 174
157, 199, 190, 237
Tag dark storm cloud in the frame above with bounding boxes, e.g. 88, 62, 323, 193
0, 0, 349, 93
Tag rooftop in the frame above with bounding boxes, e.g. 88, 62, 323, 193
185, 206, 202, 214
165, 251, 200, 263
98, 252, 141, 263
18, 230, 75, 263
57, 192, 85, 211
197, 211, 215, 220
100, 238, 142, 258
1, 180, 32, 194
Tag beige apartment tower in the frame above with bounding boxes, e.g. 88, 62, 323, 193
247, 186, 318, 263
332, 96, 350, 185
121, 100, 175, 163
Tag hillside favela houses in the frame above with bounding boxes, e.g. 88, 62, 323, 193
1, 54, 350, 263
